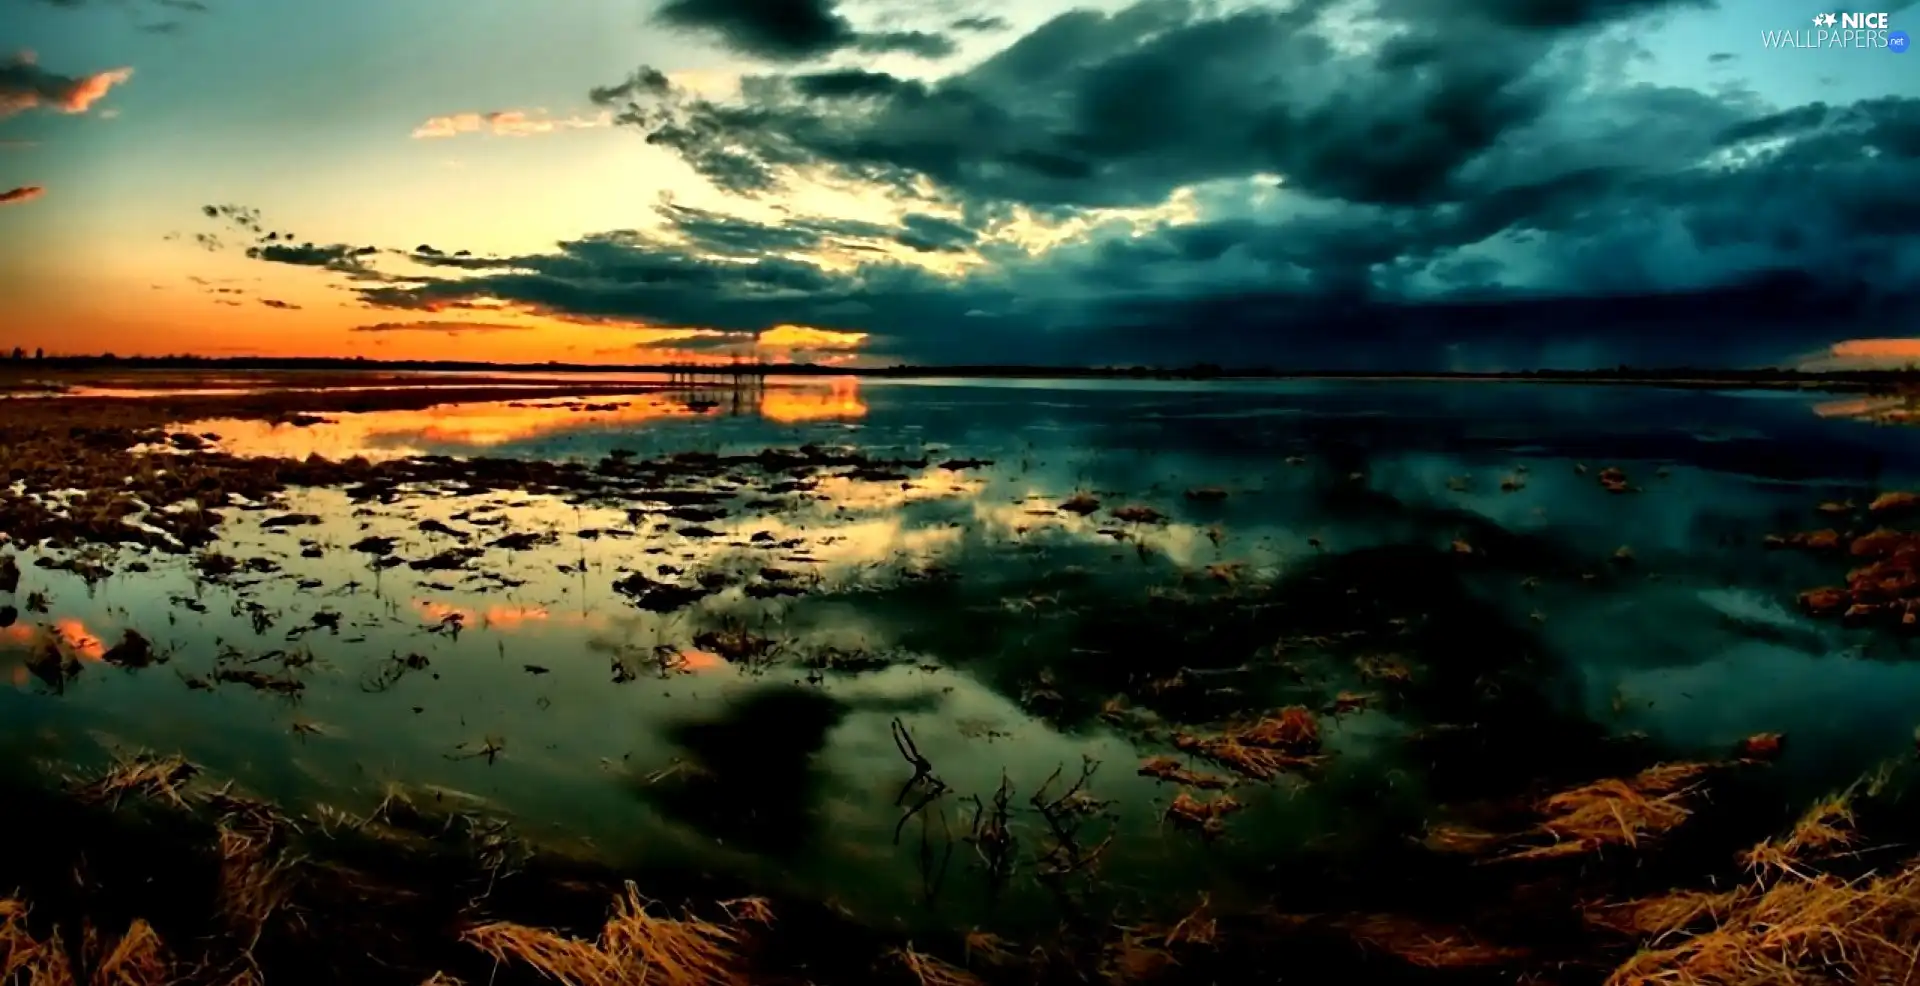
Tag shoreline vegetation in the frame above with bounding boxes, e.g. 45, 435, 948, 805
6, 373, 1920, 983
3, 355, 1920, 392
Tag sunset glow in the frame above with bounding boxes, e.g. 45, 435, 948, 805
1, 0, 1912, 368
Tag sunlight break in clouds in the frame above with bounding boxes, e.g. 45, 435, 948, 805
0, 185, 44, 205
0, 51, 132, 119
411, 109, 612, 139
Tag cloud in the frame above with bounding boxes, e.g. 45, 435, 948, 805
0, 52, 133, 119
0, 185, 45, 205
26, 0, 207, 10
411, 109, 612, 139
950, 15, 1009, 32
351, 320, 534, 333
652, 0, 957, 61
220, 0, 1920, 370
259, 298, 301, 310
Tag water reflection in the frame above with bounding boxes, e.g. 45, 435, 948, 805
760, 377, 866, 423
171, 378, 872, 461
13, 379, 1920, 935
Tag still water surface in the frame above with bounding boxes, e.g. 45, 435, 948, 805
5, 376, 1920, 932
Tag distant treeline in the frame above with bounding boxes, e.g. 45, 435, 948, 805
6, 352, 1920, 386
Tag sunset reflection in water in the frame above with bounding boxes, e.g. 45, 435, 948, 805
167, 379, 870, 460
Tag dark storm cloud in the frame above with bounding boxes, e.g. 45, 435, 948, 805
652, 0, 956, 62
614, 0, 1569, 211
950, 15, 1009, 32
215, 0, 1920, 369
245, 242, 379, 271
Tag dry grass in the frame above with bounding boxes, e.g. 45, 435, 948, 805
1338, 914, 1530, 969
1171, 707, 1327, 781
1101, 933, 1176, 983
1164, 791, 1243, 838
1598, 783, 1920, 986
72, 754, 197, 810
1500, 763, 1712, 861
1137, 756, 1232, 790
464, 881, 745, 986
1743, 793, 1858, 877
1, 897, 176, 986
1421, 823, 1507, 855
1604, 867, 1920, 986
214, 825, 295, 949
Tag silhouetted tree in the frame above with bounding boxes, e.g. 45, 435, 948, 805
33, 348, 42, 360
7, 347, 20, 361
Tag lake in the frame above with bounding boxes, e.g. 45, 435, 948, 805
4, 374, 1919, 942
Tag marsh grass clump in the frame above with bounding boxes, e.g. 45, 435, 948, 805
72, 753, 199, 811
1597, 786, 1920, 986
1, 897, 178, 986
1500, 763, 1714, 861
464, 883, 746, 986
1171, 707, 1326, 781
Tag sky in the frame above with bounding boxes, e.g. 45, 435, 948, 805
0, 0, 1916, 369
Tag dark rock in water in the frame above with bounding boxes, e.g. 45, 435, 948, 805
418, 519, 470, 540
489, 531, 550, 551
612, 572, 715, 613
103, 629, 156, 668
0, 554, 16, 593
260, 513, 322, 530
665, 505, 728, 523
0, 606, 15, 628
350, 536, 398, 556
409, 547, 483, 572
678, 526, 723, 539
25, 637, 80, 691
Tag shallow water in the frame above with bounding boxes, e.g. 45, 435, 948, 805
5, 376, 1920, 934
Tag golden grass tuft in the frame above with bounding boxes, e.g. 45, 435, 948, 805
1171, 707, 1327, 781
86, 919, 170, 986
1599, 784, 1920, 986
73, 754, 197, 810
1237, 706, 1321, 750
1, 897, 178, 986
1165, 792, 1243, 838
1604, 866, 1920, 986
1741, 793, 1856, 877
214, 825, 295, 948
1, 897, 70, 986
888, 944, 987, 986
1584, 889, 1742, 938
464, 881, 745, 986
1500, 763, 1712, 861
